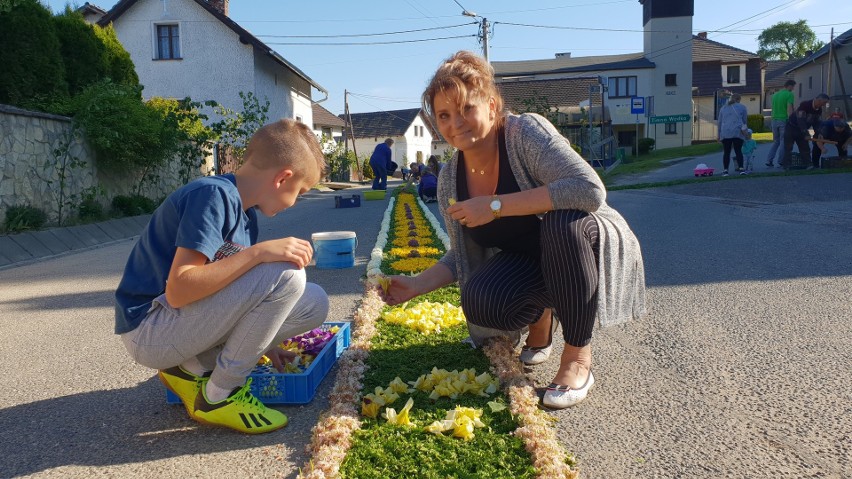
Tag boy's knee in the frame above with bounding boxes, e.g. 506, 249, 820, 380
303, 283, 329, 326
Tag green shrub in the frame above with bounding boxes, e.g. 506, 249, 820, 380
747, 114, 766, 133
0, 0, 68, 109
361, 158, 374, 179
112, 195, 157, 217
77, 197, 105, 222
53, 8, 107, 96
638, 137, 656, 155
4, 204, 48, 233
93, 23, 139, 87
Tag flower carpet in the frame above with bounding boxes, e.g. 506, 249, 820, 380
299, 187, 578, 478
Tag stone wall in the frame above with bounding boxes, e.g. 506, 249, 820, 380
0, 104, 204, 227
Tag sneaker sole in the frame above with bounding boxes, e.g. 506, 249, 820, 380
192, 411, 289, 434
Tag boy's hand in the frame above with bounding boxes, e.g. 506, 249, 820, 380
264, 347, 299, 373
260, 237, 313, 268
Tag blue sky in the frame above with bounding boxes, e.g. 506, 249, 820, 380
44, 0, 852, 115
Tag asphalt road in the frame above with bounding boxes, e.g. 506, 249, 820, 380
1, 173, 850, 478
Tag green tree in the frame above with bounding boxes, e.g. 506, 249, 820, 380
208, 91, 270, 170
0, 0, 67, 108
94, 23, 139, 87
53, 7, 107, 96
757, 20, 824, 60
148, 97, 216, 185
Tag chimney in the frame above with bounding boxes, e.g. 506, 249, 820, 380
697, 32, 707, 39
208, 0, 229, 15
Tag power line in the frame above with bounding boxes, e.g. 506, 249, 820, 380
264, 34, 476, 46
256, 22, 475, 39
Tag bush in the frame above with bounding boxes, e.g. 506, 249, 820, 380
78, 197, 105, 222
0, 0, 67, 109
638, 137, 656, 155
53, 8, 107, 96
747, 114, 766, 133
361, 158, 374, 180
4, 204, 48, 233
112, 195, 157, 217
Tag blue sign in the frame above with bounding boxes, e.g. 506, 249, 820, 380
630, 96, 645, 115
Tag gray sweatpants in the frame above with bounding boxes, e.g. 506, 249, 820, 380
121, 263, 329, 390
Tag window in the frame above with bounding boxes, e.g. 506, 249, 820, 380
799, 83, 802, 97
295, 115, 303, 123
665, 122, 677, 135
721, 63, 745, 86
322, 127, 332, 137
607, 76, 637, 98
665, 74, 677, 86
808, 76, 813, 89
156, 24, 180, 60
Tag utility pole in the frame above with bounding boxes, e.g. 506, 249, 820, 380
827, 28, 834, 98
463, 10, 489, 62
344, 90, 361, 180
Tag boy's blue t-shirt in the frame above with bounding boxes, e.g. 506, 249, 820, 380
114, 174, 258, 334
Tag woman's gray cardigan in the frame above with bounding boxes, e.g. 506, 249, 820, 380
436, 113, 646, 343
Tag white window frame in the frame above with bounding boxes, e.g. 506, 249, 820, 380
722, 63, 746, 87
153, 22, 182, 60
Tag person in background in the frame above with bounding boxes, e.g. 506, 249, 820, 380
717, 93, 748, 176
115, 120, 329, 434
812, 118, 852, 166
418, 166, 438, 202
427, 154, 443, 176
765, 80, 796, 167
379, 51, 646, 409
370, 138, 394, 190
742, 129, 758, 173
409, 161, 423, 183
782, 93, 830, 170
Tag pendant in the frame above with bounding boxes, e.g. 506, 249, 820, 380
470, 168, 484, 175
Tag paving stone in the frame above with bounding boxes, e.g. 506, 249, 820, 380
65, 224, 105, 247
0, 236, 35, 263
94, 219, 126, 241
113, 217, 143, 237
9, 232, 52, 258
30, 230, 71, 255
132, 214, 152, 229
49, 228, 87, 251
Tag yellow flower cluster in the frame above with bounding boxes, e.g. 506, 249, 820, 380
381, 301, 466, 334
410, 367, 499, 400
424, 406, 485, 440
387, 246, 442, 258
360, 377, 410, 418
389, 257, 437, 273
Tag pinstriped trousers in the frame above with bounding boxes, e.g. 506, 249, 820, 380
121, 263, 329, 390
461, 210, 599, 347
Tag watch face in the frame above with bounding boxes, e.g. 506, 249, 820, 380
490, 199, 501, 211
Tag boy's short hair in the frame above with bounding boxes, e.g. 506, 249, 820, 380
243, 119, 326, 182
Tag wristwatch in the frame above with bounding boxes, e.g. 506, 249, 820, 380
489, 195, 502, 219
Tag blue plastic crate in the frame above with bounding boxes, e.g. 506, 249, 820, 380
334, 195, 361, 208
166, 322, 351, 405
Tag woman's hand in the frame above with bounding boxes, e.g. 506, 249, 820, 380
378, 275, 420, 305
447, 196, 494, 228
264, 347, 299, 373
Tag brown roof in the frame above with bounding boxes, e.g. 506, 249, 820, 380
312, 103, 345, 128
692, 35, 758, 63
764, 60, 799, 89
498, 78, 601, 113
492, 53, 653, 77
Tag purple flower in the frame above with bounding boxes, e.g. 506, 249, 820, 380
408, 239, 419, 247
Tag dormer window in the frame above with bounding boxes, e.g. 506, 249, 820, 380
722, 63, 745, 87
155, 24, 181, 60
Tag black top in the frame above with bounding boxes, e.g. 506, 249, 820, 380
787, 100, 823, 132
457, 127, 541, 256
818, 120, 851, 143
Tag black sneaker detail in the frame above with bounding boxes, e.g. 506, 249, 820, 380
239, 413, 253, 428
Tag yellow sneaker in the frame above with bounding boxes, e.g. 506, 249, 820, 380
193, 379, 288, 434
159, 366, 208, 416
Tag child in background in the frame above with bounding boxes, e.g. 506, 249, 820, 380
418, 167, 438, 202
742, 129, 758, 174
115, 119, 330, 434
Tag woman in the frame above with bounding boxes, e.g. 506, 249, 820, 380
717, 93, 748, 176
380, 51, 646, 409
427, 154, 443, 176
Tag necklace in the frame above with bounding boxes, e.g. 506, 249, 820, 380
470, 167, 485, 175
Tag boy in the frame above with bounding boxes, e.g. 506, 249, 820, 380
115, 119, 330, 434
742, 129, 757, 173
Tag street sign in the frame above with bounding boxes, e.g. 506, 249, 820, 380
630, 96, 645, 115
649, 114, 690, 124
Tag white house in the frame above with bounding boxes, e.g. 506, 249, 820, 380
492, 0, 695, 151
345, 108, 433, 169
95, 0, 327, 127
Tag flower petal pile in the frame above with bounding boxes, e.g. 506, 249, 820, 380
381, 301, 466, 334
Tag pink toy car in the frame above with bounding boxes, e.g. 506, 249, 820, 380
693, 163, 714, 177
